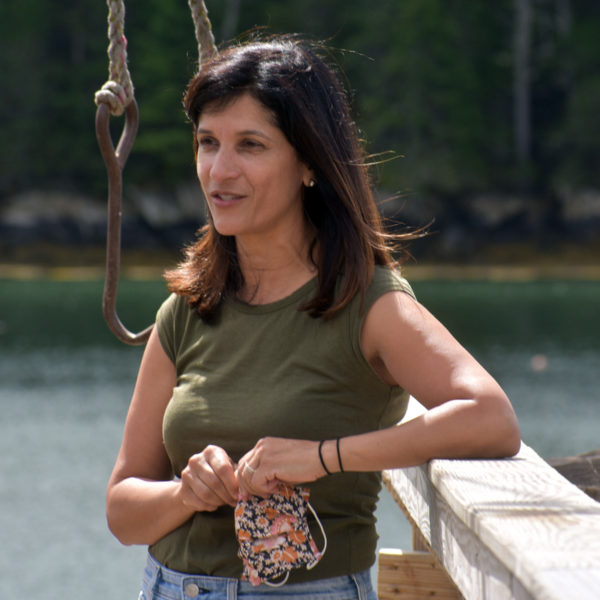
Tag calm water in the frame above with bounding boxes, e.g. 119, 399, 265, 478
1, 278, 598, 599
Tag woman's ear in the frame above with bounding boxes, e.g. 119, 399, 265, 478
303, 169, 317, 188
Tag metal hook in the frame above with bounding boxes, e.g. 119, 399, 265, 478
95, 99, 153, 345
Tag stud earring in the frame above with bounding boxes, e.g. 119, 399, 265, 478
307, 178, 316, 188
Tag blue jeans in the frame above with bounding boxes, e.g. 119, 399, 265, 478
139, 552, 377, 600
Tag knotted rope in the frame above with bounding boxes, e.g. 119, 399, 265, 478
94, 0, 217, 116
94, 0, 134, 117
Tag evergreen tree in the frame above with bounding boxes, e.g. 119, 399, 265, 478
1, 0, 599, 221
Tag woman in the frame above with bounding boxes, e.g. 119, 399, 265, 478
107, 36, 521, 599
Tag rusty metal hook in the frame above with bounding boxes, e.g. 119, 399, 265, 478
95, 99, 153, 345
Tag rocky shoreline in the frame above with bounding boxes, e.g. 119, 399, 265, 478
2, 186, 600, 267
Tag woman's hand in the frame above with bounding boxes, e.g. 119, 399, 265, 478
180, 445, 239, 511
236, 437, 326, 499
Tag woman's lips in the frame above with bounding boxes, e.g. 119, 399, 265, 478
211, 192, 245, 206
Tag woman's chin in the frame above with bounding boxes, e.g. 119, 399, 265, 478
214, 226, 243, 238
210, 216, 245, 238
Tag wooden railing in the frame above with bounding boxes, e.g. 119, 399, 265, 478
378, 399, 600, 600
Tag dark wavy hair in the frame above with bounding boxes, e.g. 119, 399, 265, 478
165, 35, 414, 321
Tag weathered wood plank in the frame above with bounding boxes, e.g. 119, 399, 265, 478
378, 549, 462, 600
382, 399, 600, 600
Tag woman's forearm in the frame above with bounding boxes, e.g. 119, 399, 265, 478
106, 477, 195, 546
324, 397, 521, 473
236, 395, 521, 499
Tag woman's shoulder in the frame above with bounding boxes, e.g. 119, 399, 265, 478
345, 265, 416, 333
367, 265, 416, 302
155, 292, 196, 339
157, 292, 194, 317
156, 292, 185, 322
155, 293, 200, 365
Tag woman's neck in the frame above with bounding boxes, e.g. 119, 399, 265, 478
235, 228, 317, 305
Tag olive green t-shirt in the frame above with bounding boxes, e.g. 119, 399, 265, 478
150, 266, 414, 580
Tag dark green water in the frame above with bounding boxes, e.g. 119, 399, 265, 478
1, 278, 598, 599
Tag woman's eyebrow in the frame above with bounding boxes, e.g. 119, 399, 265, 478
239, 129, 271, 140
196, 127, 272, 140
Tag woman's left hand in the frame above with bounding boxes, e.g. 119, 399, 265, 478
236, 437, 325, 499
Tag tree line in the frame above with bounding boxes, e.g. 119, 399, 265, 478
1, 0, 599, 221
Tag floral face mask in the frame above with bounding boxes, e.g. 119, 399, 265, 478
234, 483, 327, 587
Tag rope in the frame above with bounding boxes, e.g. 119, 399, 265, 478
95, 0, 217, 116
188, 0, 218, 63
94, 0, 134, 117
93, 0, 218, 344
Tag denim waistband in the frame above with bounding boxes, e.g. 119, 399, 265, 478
140, 552, 376, 600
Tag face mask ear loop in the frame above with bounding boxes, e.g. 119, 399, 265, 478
305, 501, 328, 570
263, 571, 290, 588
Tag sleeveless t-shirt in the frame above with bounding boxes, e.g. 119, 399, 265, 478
150, 266, 415, 581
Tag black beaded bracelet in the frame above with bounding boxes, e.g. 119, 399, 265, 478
318, 439, 332, 475
336, 437, 345, 473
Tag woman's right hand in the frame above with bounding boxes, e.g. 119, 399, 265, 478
180, 445, 239, 511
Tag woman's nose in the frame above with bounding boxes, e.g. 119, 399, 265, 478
209, 147, 240, 182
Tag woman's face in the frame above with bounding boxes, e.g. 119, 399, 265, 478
195, 93, 312, 241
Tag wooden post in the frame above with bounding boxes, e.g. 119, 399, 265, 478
411, 525, 428, 552
378, 549, 462, 600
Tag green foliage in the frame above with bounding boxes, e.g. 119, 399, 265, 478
123, 0, 199, 183
346, 1, 515, 195
551, 4, 600, 189
1, 0, 599, 202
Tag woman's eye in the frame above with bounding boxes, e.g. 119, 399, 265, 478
240, 139, 264, 150
198, 136, 217, 149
